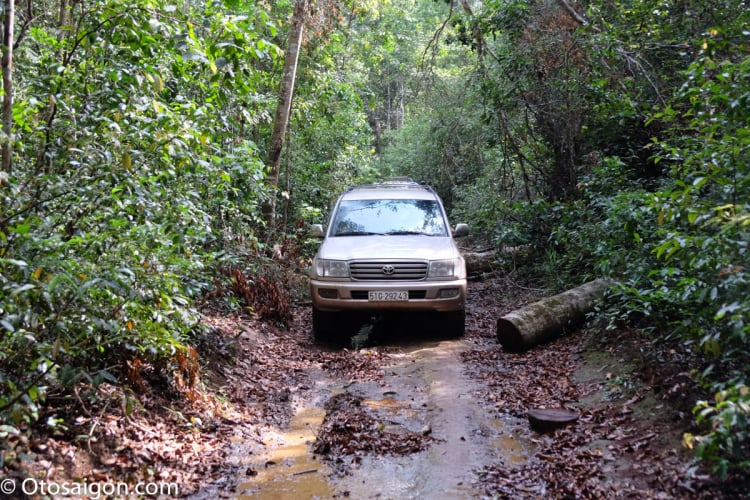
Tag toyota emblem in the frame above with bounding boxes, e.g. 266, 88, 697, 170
382, 265, 395, 275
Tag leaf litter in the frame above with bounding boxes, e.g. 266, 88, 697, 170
3, 273, 749, 498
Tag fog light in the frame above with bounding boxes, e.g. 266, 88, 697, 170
318, 289, 338, 299
439, 288, 459, 298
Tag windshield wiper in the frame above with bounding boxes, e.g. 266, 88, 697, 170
334, 231, 383, 236
384, 230, 432, 236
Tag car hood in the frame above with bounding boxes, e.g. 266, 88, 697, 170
317, 235, 462, 261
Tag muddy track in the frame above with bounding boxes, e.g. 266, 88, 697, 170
188, 275, 741, 499
189, 276, 542, 499
224, 337, 530, 499
6, 275, 741, 498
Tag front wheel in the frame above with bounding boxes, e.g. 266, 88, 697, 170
312, 307, 338, 343
441, 310, 465, 338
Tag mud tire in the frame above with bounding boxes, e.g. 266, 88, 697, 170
312, 307, 339, 343
441, 310, 465, 338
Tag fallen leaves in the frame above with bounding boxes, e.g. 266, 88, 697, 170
461, 276, 749, 498
313, 392, 435, 464
5, 273, 749, 498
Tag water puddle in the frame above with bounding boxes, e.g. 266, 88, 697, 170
363, 397, 418, 418
234, 407, 331, 499
221, 343, 537, 499
490, 418, 535, 465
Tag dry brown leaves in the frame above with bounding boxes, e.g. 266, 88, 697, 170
317, 349, 390, 384
462, 276, 748, 499
7, 378, 261, 496
9, 272, 748, 498
224, 266, 293, 325
313, 392, 434, 461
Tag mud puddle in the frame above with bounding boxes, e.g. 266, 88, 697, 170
226, 338, 535, 499
234, 407, 331, 498
328, 341, 534, 499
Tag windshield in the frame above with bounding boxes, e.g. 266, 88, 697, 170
330, 199, 449, 237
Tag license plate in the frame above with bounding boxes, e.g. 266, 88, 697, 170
368, 290, 408, 301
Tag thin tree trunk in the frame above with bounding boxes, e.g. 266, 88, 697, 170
36, 0, 75, 174
58, 0, 69, 38
457, 0, 482, 60
2, 0, 14, 175
263, 0, 309, 227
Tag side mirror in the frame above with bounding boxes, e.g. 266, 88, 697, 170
310, 223, 326, 238
453, 223, 470, 238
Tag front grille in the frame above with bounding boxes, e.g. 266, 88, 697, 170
349, 260, 428, 281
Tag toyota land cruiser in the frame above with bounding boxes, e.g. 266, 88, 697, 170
309, 178, 469, 342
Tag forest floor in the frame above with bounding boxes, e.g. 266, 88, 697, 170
3, 272, 749, 499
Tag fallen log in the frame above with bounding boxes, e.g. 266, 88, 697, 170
463, 248, 498, 275
463, 245, 533, 275
496, 278, 613, 351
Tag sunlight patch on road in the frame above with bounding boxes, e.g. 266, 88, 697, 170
235, 407, 331, 499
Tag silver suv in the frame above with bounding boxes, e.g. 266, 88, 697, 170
309, 178, 469, 342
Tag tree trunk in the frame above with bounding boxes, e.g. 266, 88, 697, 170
463, 249, 497, 275
496, 278, 612, 351
464, 245, 533, 276
1, 0, 14, 175
527, 408, 579, 433
262, 0, 309, 227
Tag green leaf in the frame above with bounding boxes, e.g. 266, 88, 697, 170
109, 218, 129, 228
1, 258, 28, 268
11, 284, 36, 296
716, 302, 741, 319
0, 425, 20, 438
9, 223, 31, 235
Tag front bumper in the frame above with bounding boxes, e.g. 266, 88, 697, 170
310, 278, 467, 312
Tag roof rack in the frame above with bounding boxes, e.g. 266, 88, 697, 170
383, 176, 417, 184
346, 177, 433, 193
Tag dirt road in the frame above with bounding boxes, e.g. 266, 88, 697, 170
227, 336, 532, 499
188, 275, 735, 499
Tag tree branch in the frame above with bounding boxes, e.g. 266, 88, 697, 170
556, 0, 587, 26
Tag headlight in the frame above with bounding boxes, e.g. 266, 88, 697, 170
314, 259, 349, 278
429, 259, 455, 278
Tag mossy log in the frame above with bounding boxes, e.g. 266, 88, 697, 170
496, 278, 613, 351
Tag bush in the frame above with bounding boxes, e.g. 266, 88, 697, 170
688, 380, 750, 478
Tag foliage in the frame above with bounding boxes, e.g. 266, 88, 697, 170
0, 0, 281, 437
1, 0, 748, 483
440, 0, 750, 476
284, 66, 376, 227
378, 96, 485, 212
688, 381, 750, 478
641, 24, 750, 474
0, 0, 389, 453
